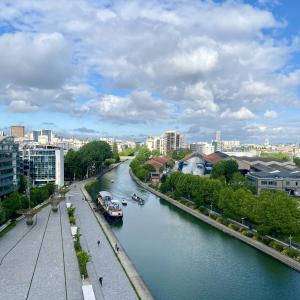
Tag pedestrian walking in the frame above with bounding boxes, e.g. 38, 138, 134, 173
99, 277, 103, 286
116, 245, 119, 252
97, 240, 100, 247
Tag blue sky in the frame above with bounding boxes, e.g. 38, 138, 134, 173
0, 0, 300, 143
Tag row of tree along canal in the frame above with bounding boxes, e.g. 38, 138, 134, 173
86, 161, 300, 300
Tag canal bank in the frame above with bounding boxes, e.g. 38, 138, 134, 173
82, 179, 154, 300
129, 168, 300, 273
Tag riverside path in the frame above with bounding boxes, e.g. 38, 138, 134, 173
0, 202, 83, 300
67, 182, 138, 300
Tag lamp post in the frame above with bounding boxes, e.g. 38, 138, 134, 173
289, 235, 293, 248
241, 217, 245, 226
210, 203, 213, 213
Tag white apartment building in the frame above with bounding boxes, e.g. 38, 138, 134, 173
20, 145, 64, 187
222, 140, 241, 150
190, 142, 215, 155
146, 130, 184, 155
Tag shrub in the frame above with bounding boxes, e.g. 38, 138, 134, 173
69, 216, 76, 225
74, 229, 82, 252
269, 241, 284, 252
209, 213, 218, 220
295, 255, 300, 262
252, 235, 258, 241
67, 207, 75, 218
286, 248, 299, 259
228, 223, 239, 231
241, 230, 253, 238
77, 250, 91, 277
216, 216, 228, 225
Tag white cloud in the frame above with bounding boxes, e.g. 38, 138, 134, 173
264, 109, 278, 118
7, 100, 39, 113
0, 32, 71, 89
0, 0, 299, 141
221, 107, 256, 120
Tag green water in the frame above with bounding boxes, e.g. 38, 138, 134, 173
92, 161, 300, 300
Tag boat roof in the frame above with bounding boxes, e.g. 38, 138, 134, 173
111, 199, 121, 204
99, 191, 112, 198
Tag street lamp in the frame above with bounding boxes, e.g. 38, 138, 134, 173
241, 217, 245, 226
289, 235, 293, 248
210, 203, 213, 212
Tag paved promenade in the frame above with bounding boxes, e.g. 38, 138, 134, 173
0, 203, 83, 300
67, 183, 138, 300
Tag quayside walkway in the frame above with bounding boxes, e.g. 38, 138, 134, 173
67, 182, 138, 300
0, 202, 83, 300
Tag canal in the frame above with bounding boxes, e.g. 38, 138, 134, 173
90, 161, 300, 300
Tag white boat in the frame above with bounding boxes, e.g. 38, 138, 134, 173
98, 191, 123, 218
121, 199, 128, 206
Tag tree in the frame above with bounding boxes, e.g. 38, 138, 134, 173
64, 141, 113, 180
255, 191, 300, 236
112, 142, 120, 162
0, 205, 6, 225
170, 149, 192, 160
1, 192, 22, 220
230, 172, 249, 191
211, 160, 239, 182
18, 175, 27, 193
294, 157, 300, 167
151, 149, 160, 156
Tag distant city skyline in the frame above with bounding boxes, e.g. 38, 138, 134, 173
0, 1, 300, 143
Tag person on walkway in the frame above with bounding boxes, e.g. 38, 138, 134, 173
99, 277, 103, 286
97, 240, 100, 247
115, 243, 118, 251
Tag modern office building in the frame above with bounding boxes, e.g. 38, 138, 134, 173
20, 145, 64, 187
10, 126, 25, 138
0, 136, 19, 198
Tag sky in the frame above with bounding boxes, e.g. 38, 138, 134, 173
0, 0, 300, 143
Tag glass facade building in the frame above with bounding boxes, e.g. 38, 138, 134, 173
20, 145, 64, 187
0, 136, 19, 198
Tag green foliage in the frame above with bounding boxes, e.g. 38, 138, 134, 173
260, 152, 290, 161
67, 206, 75, 218
170, 149, 192, 160
0, 221, 16, 237
228, 223, 239, 231
112, 142, 120, 162
0, 205, 6, 225
74, 229, 82, 252
104, 158, 115, 167
77, 250, 91, 277
119, 147, 136, 156
30, 186, 49, 207
64, 141, 112, 180
151, 149, 160, 156
45, 182, 56, 195
69, 216, 76, 225
1, 192, 22, 220
136, 146, 151, 164
211, 159, 239, 182
144, 164, 156, 172
294, 157, 300, 167
18, 176, 27, 193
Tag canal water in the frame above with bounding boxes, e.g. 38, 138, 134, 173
93, 161, 300, 300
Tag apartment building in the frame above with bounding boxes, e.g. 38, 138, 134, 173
20, 145, 64, 187
10, 126, 25, 138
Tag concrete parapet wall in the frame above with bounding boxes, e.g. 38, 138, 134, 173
129, 169, 300, 273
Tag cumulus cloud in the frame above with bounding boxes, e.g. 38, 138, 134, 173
221, 107, 256, 120
264, 109, 278, 118
0, 0, 299, 142
0, 32, 71, 89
